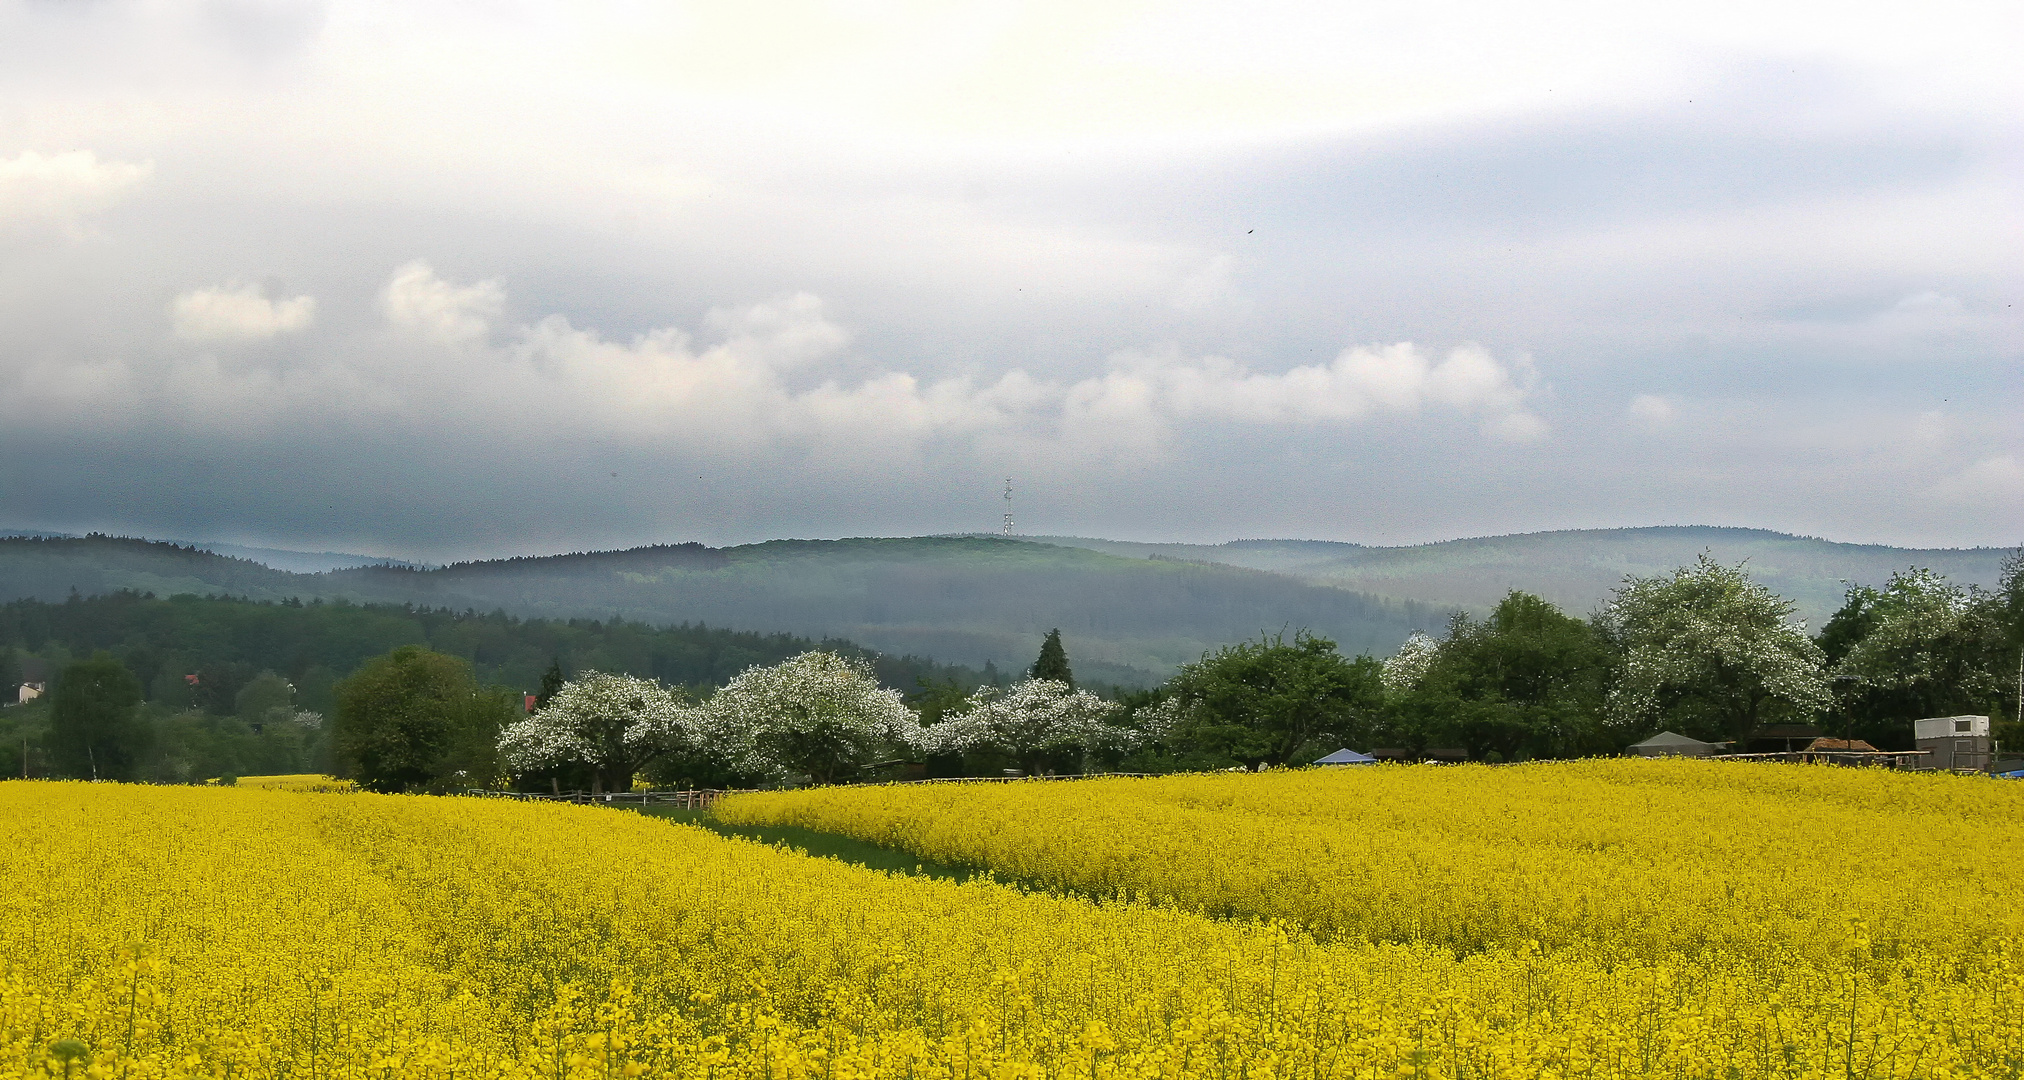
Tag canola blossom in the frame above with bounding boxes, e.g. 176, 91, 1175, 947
4, 778, 2022, 1079
229, 773, 356, 792
717, 759, 2024, 962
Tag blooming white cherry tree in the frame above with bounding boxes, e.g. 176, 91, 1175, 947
1602, 555, 1830, 742
1380, 631, 1442, 693
1838, 569, 1995, 691
921, 678, 1131, 774
700, 651, 922, 784
498, 672, 696, 792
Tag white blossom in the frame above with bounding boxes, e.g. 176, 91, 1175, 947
1133, 696, 1186, 742
700, 651, 921, 783
1603, 555, 1830, 734
499, 671, 696, 777
919, 678, 1130, 763
1380, 631, 1441, 693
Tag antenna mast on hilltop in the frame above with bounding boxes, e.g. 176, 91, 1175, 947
1002, 478, 1015, 535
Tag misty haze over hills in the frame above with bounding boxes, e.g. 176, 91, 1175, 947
1, 531, 428, 575
1028, 527, 2014, 628
4, 526, 2012, 684
0, 534, 1439, 685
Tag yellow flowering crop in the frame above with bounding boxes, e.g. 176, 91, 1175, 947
2, 777, 2019, 1079
719, 759, 2024, 962
229, 774, 358, 792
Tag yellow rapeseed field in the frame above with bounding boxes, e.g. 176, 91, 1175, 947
2, 776, 2020, 1079
717, 759, 2024, 962
227, 774, 357, 792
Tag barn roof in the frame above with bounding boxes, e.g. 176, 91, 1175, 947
1805, 737, 1879, 753
1627, 731, 1730, 752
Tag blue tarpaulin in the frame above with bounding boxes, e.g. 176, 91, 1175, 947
1314, 748, 1377, 765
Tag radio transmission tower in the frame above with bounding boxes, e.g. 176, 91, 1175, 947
1002, 478, 1015, 535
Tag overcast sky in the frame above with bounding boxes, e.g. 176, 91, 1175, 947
1, 0, 2018, 560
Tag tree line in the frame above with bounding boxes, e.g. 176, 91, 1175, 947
0, 591, 988, 782
1144, 552, 2022, 768
6, 550, 2019, 789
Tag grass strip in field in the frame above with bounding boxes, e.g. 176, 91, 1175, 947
716, 758, 2024, 963
630, 803, 980, 882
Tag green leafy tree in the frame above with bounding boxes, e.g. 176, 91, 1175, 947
1815, 585, 1879, 667
905, 675, 970, 726
235, 671, 296, 726
1166, 632, 1383, 768
1030, 629, 1074, 687
48, 653, 148, 781
1828, 568, 2011, 747
333, 646, 510, 792
1398, 592, 1617, 760
1994, 547, 2024, 740
1602, 555, 1829, 743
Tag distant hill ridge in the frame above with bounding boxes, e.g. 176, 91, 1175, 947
0, 534, 1443, 685
5, 526, 2009, 682
1, 530, 429, 575
1020, 526, 2014, 626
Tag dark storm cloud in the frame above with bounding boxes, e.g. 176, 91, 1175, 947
0, 1, 2017, 557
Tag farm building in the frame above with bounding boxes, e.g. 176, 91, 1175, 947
1313, 748, 1376, 766
1914, 715, 1994, 773
1626, 731, 1730, 758
11, 656, 46, 705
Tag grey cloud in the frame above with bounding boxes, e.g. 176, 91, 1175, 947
931, 62, 1976, 243
200, 0, 328, 59
0, 8, 2017, 557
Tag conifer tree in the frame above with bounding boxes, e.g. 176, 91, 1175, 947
1030, 629, 1074, 687
535, 659, 566, 710
48, 654, 148, 781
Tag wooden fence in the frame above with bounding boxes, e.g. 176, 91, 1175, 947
895, 772, 1155, 784
464, 788, 733, 808
464, 772, 1154, 807
1714, 750, 1933, 768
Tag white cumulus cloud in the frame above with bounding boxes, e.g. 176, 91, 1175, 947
381, 260, 504, 345
170, 282, 317, 341
355, 266, 1549, 457
20, 263, 1558, 486
1088, 342, 1547, 443
0, 150, 151, 227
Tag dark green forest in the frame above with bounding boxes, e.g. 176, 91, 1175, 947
1, 534, 1445, 684
0, 591, 986, 782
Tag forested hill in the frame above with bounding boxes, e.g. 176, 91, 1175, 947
1028, 527, 2016, 626
0, 591, 981, 717
0, 535, 1444, 685
0, 535, 329, 603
